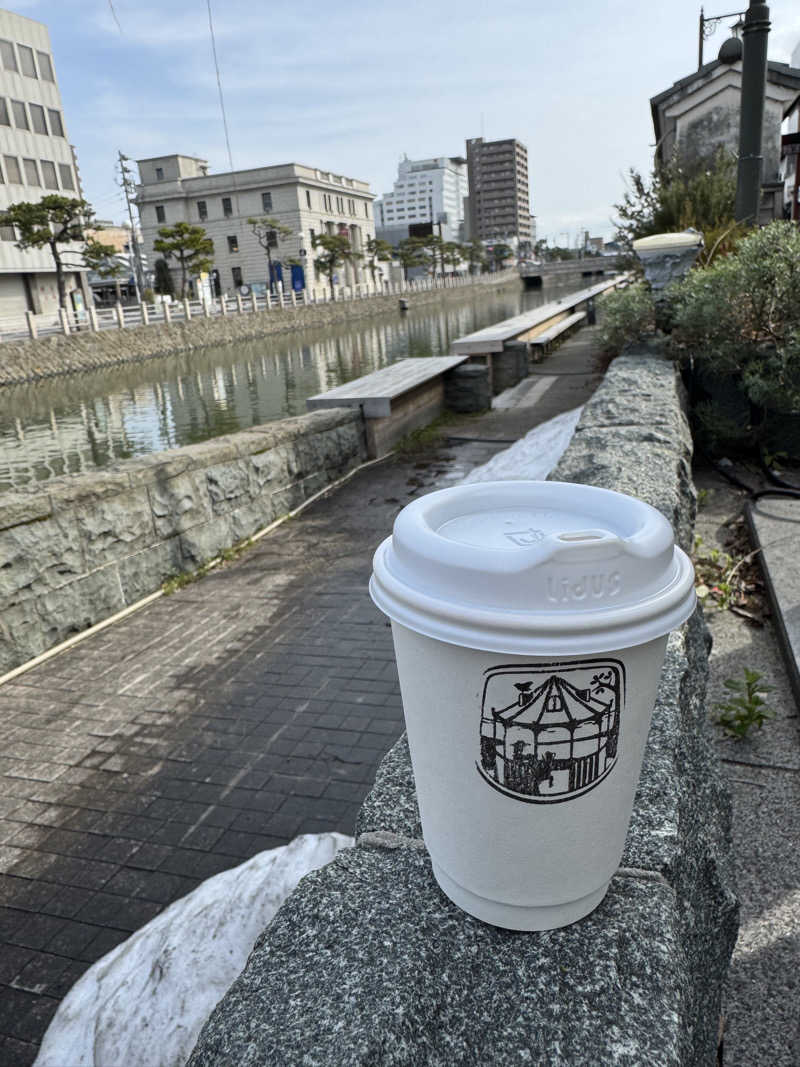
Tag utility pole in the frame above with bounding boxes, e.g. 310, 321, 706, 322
735, 3, 771, 224
117, 151, 146, 302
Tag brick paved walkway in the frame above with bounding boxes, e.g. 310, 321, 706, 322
0, 326, 605, 1065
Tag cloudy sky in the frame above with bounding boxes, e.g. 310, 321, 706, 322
15, 0, 800, 243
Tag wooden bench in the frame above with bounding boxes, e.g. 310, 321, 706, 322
306, 355, 468, 458
528, 311, 587, 354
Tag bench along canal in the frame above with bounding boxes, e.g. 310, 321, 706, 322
0, 276, 587, 491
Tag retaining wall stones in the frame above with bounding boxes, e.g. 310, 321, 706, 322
0, 277, 520, 388
0, 407, 366, 675
188, 349, 739, 1067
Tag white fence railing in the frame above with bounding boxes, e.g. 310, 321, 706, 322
0, 270, 518, 344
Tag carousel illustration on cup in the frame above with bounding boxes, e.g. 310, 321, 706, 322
477, 659, 625, 804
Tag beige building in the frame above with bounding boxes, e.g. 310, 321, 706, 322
135, 155, 376, 296
465, 138, 532, 247
0, 9, 86, 316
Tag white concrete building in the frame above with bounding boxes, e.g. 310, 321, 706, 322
135, 155, 376, 296
374, 155, 468, 245
0, 9, 86, 316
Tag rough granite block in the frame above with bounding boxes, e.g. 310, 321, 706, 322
0, 491, 52, 531
0, 511, 85, 604
75, 487, 156, 568
188, 848, 687, 1067
116, 539, 184, 604
149, 470, 214, 539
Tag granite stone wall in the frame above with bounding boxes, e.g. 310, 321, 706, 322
0, 407, 366, 675
0, 277, 519, 387
189, 350, 739, 1067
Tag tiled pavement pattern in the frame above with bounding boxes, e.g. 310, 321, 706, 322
0, 327, 606, 1065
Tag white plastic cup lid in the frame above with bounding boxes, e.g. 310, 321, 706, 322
370, 480, 696, 655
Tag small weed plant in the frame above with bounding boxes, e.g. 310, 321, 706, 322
692, 530, 765, 622
714, 668, 775, 740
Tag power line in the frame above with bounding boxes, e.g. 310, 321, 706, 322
107, 1, 124, 35
206, 0, 235, 175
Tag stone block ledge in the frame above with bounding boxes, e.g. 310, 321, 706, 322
0, 406, 366, 675
188, 350, 739, 1067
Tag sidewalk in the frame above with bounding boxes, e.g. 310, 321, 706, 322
694, 468, 800, 1066
0, 331, 606, 1064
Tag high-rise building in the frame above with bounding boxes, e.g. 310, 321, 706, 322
136, 155, 376, 295
465, 137, 532, 247
374, 155, 468, 246
0, 9, 86, 315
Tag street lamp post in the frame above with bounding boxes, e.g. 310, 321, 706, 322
735, 2, 771, 225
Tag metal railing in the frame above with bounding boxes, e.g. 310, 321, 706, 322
0, 269, 518, 344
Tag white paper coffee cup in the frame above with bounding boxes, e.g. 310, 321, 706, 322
370, 481, 695, 930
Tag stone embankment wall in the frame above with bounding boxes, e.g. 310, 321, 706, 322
188, 351, 739, 1067
0, 408, 365, 675
0, 276, 519, 387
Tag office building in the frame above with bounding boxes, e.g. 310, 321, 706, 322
374, 155, 468, 245
135, 155, 376, 295
0, 9, 86, 316
465, 137, 532, 247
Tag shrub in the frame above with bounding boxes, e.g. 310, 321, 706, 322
597, 283, 655, 355
670, 222, 800, 449
614, 148, 741, 265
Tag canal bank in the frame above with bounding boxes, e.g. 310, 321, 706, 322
0, 273, 519, 389
0, 274, 593, 492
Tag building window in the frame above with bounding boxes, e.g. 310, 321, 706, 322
309, 227, 315, 243
261, 191, 272, 212
18, 45, 37, 78
155, 204, 166, 223
155, 166, 164, 180
37, 51, 54, 81
0, 40, 17, 72
0, 224, 15, 240
58, 163, 74, 190
47, 109, 64, 137
232, 266, 243, 288
11, 100, 28, 130
4, 155, 21, 184
227, 235, 238, 253
197, 200, 208, 221
306, 190, 312, 208
222, 197, 233, 217
22, 158, 39, 185
365, 203, 369, 217
0, 99, 8, 126
40, 159, 58, 189
29, 103, 47, 135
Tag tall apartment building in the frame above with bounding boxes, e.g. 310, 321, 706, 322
136, 155, 376, 295
465, 137, 532, 247
0, 9, 86, 315
374, 155, 468, 245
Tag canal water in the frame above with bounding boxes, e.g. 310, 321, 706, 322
0, 276, 586, 492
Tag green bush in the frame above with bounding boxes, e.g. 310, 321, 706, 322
597, 283, 655, 355
670, 222, 800, 449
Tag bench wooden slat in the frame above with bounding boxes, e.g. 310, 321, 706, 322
306, 356, 468, 417
529, 311, 586, 347
452, 274, 628, 354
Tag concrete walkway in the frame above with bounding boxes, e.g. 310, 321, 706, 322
694, 469, 800, 1066
0, 331, 606, 1064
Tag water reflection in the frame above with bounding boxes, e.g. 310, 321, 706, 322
0, 278, 585, 491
